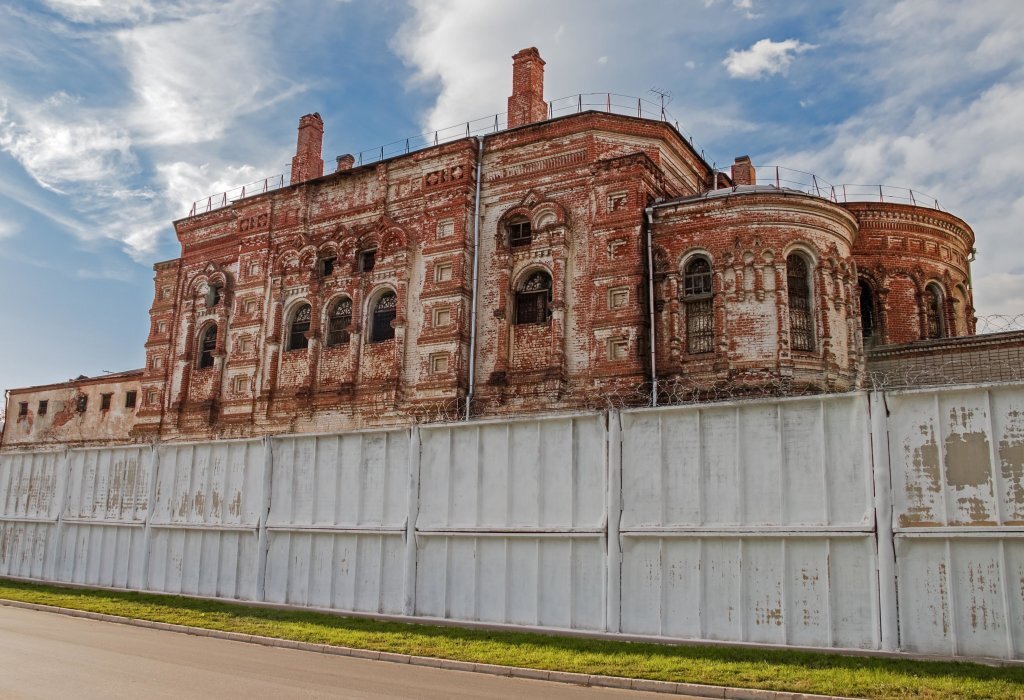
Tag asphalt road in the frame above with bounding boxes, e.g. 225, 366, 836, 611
0, 606, 701, 699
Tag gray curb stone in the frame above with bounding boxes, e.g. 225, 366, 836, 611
0, 599, 859, 699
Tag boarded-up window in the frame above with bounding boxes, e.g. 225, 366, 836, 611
371, 292, 397, 342
199, 325, 217, 368
607, 337, 629, 361
514, 271, 551, 325
435, 262, 453, 282
684, 257, 714, 354
433, 307, 452, 327
436, 219, 454, 238
288, 304, 311, 351
430, 353, 448, 374
327, 298, 352, 346
787, 253, 814, 352
608, 287, 629, 309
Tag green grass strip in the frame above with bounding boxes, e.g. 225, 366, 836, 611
0, 578, 1021, 699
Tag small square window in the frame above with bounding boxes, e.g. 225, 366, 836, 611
157, 320, 167, 333
430, 353, 449, 374
434, 262, 453, 283
608, 240, 626, 259
240, 337, 254, 353
125, 391, 137, 409
608, 287, 629, 309
607, 191, 627, 212
319, 256, 336, 276
161, 286, 172, 299
244, 299, 258, 314
100, 393, 112, 411
146, 390, 158, 406
38, 400, 48, 416
359, 249, 377, 272
433, 307, 452, 327
233, 375, 249, 393
18, 402, 28, 417
152, 356, 163, 370
248, 262, 260, 277
607, 337, 629, 361
436, 219, 454, 238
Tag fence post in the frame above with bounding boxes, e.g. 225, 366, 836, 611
255, 435, 274, 602
140, 443, 160, 591
403, 426, 421, 617
870, 391, 899, 651
606, 409, 623, 633
45, 448, 73, 581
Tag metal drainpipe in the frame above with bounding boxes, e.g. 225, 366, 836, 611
644, 208, 658, 407
465, 136, 485, 420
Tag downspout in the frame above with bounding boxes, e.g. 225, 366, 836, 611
644, 208, 658, 407
465, 136, 485, 420
0, 389, 9, 448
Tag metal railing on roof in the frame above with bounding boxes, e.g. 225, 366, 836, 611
187, 174, 286, 217
752, 165, 942, 210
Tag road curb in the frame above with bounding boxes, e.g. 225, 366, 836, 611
0, 598, 856, 700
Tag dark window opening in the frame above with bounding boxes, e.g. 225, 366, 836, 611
327, 298, 352, 346
359, 249, 377, 273
514, 271, 552, 325
18, 402, 28, 417
100, 393, 112, 411
125, 391, 137, 409
859, 281, 876, 343
925, 284, 945, 339
683, 257, 714, 354
38, 400, 48, 416
198, 325, 217, 368
319, 256, 336, 276
288, 304, 312, 351
370, 292, 397, 342
76, 395, 88, 413
508, 218, 532, 247
787, 254, 814, 352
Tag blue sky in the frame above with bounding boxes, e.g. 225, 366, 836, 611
1, 0, 1022, 401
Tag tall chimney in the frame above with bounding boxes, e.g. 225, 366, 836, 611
731, 155, 756, 186
290, 113, 324, 184
507, 47, 547, 128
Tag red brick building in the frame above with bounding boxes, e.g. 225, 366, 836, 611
1, 48, 982, 448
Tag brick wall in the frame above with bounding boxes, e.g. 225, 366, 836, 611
867, 331, 1024, 388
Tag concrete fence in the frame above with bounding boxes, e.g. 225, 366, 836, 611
1, 383, 1022, 661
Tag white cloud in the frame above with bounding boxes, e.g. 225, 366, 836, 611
39, 0, 201, 24
0, 219, 18, 240
723, 38, 817, 80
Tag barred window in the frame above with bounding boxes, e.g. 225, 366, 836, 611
514, 271, 551, 325
683, 257, 714, 354
925, 283, 945, 339
288, 304, 311, 351
327, 297, 352, 346
859, 280, 877, 343
371, 292, 397, 342
508, 217, 532, 247
787, 254, 814, 352
198, 324, 217, 368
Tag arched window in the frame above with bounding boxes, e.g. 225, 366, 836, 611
198, 325, 217, 369
507, 216, 532, 247
326, 297, 352, 346
514, 271, 551, 325
683, 257, 714, 354
370, 292, 397, 342
859, 280, 877, 344
787, 253, 814, 352
288, 303, 311, 351
925, 283, 945, 339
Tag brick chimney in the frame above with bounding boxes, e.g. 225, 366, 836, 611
336, 154, 354, 172
731, 155, 756, 186
290, 113, 324, 184
507, 47, 547, 128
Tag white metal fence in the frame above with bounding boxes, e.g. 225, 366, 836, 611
1, 383, 1022, 661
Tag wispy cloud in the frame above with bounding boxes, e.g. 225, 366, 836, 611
723, 38, 817, 80
0, 219, 18, 240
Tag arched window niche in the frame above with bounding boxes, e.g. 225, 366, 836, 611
514, 270, 552, 325
326, 297, 353, 346
370, 291, 397, 342
287, 303, 312, 351
197, 324, 217, 369
787, 252, 815, 352
859, 279, 878, 344
925, 282, 946, 339
682, 256, 714, 354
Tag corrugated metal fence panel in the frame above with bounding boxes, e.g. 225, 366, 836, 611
0, 450, 63, 578
887, 383, 1024, 659
55, 446, 151, 589
415, 415, 607, 630
618, 395, 878, 649
148, 440, 263, 600
264, 431, 409, 613
888, 385, 1024, 528
620, 394, 873, 528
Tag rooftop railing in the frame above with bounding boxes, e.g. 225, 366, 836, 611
750, 165, 942, 210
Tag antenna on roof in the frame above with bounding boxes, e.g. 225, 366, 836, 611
649, 87, 672, 119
